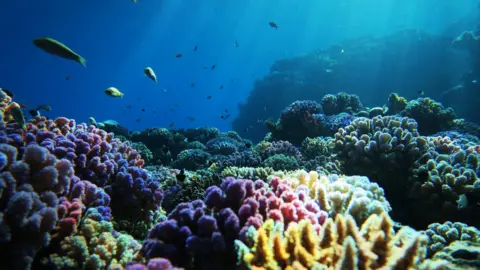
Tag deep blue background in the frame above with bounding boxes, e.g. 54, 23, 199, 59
0, 0, 476, 132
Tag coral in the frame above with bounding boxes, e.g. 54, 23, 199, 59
409, 135, 480, 227
205, 136, 239, 155
423, 221, 480, 258
171, 149, 211, 171
185, 141, 206, 150
139, 175, 331, 269
213, 150, 262, 170
257, 140, 302, 160
401, 97, 456, 135
221, 166, 274, 181
432, 241, 480, 269
236, 214, 443, 269
385, 93, 407, 115
124, 257, 183, 270
261, 154, 299, 171
321, 92, 363, 115
43, 218, 142, 269
131, 142, 154, 165
176, 127, 219, 144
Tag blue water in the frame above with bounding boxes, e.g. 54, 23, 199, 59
0, 0, 475, 133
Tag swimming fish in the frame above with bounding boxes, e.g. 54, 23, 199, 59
219, 85, 224, 89
268, 21, 278, 30
36, 104, 52, 112
169, 121, 175, 127
418, 90, 425, 96
457, 194, 468, 209
211, 64, 216, 70
191, 82, 195, 88
144, 67, 157, 83
175, 53, 182, 58
132, 0, 137, 3
234, 40, 239, 47
194, 45, 198, 51
29, 109, 40, 118
104, 87, 124, 98
187, 116, 195, 121
135, 118, 141, 122
66, 75, 72, 80
33, 37, 86, 67
88, 117, 97, 126
141, 108, 145, 112
207, 95, 212, 99
9, 103, 26, 129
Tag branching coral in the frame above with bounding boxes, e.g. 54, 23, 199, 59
321, 92, 363, 115
43, 218, 142, 269
236, 214, 446, 269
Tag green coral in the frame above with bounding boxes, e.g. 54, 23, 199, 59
43, 218, 142, 269
130, 142, 153, 165
424, 221, 480, 258
401, 97, 456, 135
300, 137, 331, 159
261, 154, 298, 171
221, 166, 274, 180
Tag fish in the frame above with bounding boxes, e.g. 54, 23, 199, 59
162, 88, 168, 93
175, 53, 182, 58
88, 117, 97, 126
169, 121, 175, 127
29, 109, 40, 118
66, 75, 72, 80
207, 95, 212, 99
187, 116, 195, 121
245, 142, 252, 149
125, 105, 132, 109
194, 45, 198, 51
10, 103, 26, 129
135, 118, 141, 122
104, 87, 124, 98
144, 67, 157, 83
418, 90, 425, 96
268, 21, 278, 30
169, 108, 175, 112
457, 194, 468, 209
234, 40, 239, 47
1, 88, 14, 98
141, 108, 146, 112
174, 104, 180, 107
203, 66, 209, 69
219, 85, 224, 89
33, 37, 86, 67
191, 82, 195, 88
153, 109, 157, 115
35, 104, 52, 112
19, 103, 29, 109
132, 0, 137, 2
211, 64, 216, 70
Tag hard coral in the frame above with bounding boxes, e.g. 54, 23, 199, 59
402, 97, 456, 135
236, 214, 445, 269
321, 92, 363, 115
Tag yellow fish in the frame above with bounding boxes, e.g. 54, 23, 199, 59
104, 87, 124, 98
144, 67, 157, 83
33, 37, 86, 67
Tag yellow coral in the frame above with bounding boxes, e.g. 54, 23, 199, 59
236, 214, 444, 270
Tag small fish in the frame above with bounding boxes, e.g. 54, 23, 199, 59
244, 128, 249, 132
225, 109, 228, 112
10, 103, 26, 129
104, 87, 124, 98
135, 118, 141, 122
169, 121, 175, 127
33, 37, 86, 67
29, 109, 40, 118
174, 103, 180, 107
231, 79, 234, 84
325, 69, 332, 73
207, 95, 212, 99
191, 82, 195, 88
264, 106, 267, 112
66, 75, 72, 80
19, 103, 29, 109
194, 45, 198, 51
0, 88, 14, 98
36, 104, 52, 112
211, 64, 216, 70
184, 138, 189, 143
162, 88, 168, 93
169, 108, 175, 112
268, 21, 278, 30
219, 85, 224, 89
141, 108, 146, 112
418, 90, 425, 96
132, 0, 137, 2
472, 79, 478, 84
457, 194, 468, 209
88, 117, 97, 126
153, 109, 157, 115
175, 53, 182, 58
245, 142, 252, 149
234, 40, 239, 47
203, 66, 209, 69
187, 116, 195, 121
125, 105, 132, 109
144, 67, 157, 83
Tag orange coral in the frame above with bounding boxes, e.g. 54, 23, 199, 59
236, 213, 447, 270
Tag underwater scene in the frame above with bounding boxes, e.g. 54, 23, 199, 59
2, 0, 480, 269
